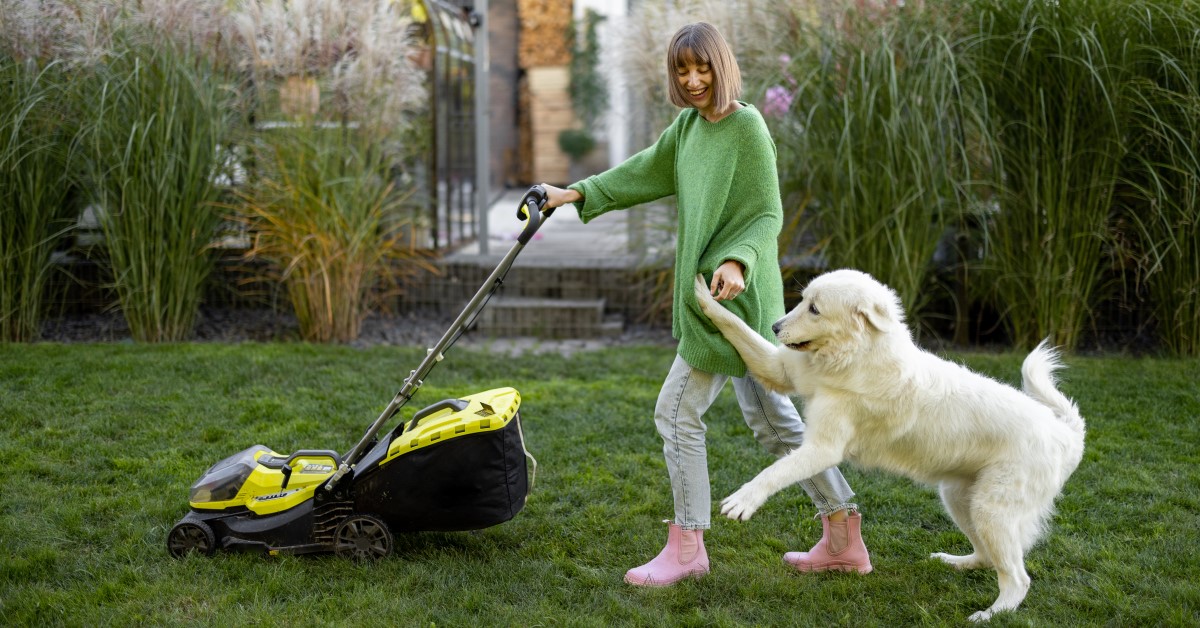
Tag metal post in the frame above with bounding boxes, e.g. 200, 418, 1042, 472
473, 0, 490, 255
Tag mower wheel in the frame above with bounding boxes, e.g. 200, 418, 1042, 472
334, 514, 393, 560
167, 520, 217, 558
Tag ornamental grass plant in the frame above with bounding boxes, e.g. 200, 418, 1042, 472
763, 4, 977, 328
233, 126, 433, 343
229, 0, 430, 343
78, 34, 237, 342
0, 57, 77, 342
1117, 5, 1200, 356
964, 0, 1134, 351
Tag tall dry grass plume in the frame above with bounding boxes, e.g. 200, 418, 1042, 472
0, 0, 238, 65
234, 0, 427, 131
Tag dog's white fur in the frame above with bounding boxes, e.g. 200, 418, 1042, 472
694, 269, 1086, 622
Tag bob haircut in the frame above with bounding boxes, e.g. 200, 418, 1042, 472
666, 22, 742, 113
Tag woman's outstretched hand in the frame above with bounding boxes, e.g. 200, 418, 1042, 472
540, 183, 582, 209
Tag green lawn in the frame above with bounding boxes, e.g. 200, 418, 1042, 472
1, 343, 1197, 626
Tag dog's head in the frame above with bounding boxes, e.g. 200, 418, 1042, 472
773, 269, 907, 363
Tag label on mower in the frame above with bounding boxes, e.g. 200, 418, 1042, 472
301, 464, 334, 474
255, 490, 299, 502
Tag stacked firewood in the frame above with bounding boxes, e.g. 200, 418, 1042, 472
516, 0, 573, 183
516, 0, 572, 69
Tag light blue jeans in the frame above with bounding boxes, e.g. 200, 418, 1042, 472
656, 354, 857, 530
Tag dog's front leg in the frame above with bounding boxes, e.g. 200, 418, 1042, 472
720, 440, 847, 521
693, 275, 792, 391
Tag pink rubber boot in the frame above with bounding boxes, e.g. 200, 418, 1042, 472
624, 521, 710, 587
784, 510, 873, 574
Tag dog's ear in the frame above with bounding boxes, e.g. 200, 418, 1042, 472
856, 301, 894, 333
855, 287, 904, 333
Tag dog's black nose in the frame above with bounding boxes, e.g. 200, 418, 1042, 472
772, 321, 782, 335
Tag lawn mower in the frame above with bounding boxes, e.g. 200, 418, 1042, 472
167, 185, 551, 560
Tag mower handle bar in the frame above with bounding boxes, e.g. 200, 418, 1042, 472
259, 449, 341, 490
324, 185, 551, 492
258, 450, 341, 470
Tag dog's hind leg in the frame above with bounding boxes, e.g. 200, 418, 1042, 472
967, 535, 1030, 622
931, 479, 990, 570
963, 477, 1032, 622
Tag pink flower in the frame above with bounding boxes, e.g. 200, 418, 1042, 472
762, 85, 793, 117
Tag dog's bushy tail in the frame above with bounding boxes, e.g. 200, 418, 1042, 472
1022, 339, 1086, 436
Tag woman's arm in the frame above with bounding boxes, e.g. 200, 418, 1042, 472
553, 111, 686, 222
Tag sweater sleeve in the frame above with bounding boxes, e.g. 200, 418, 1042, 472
566, 113, 682, 223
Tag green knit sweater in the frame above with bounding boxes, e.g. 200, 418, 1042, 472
568, 104, 785, 377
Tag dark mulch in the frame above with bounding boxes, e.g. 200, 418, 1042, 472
36, 306, 677, 355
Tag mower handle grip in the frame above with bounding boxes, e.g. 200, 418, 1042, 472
515, 185, 550, 245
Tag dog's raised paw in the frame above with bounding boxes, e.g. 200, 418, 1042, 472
720, 498, 754, 521
720, 486, 766, 521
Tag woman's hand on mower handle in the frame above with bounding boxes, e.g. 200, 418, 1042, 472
540, 183, 582, 209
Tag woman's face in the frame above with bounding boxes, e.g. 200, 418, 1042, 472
675, 56, 714, 116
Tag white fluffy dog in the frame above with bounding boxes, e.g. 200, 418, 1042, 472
694, 269, 1086, 622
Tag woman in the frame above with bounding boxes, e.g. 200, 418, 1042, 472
541, 21, 872, 586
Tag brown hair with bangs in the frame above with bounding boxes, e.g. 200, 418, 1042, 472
666, 22, 742, 113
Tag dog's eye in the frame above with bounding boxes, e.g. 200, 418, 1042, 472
808, 302, 820, 316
